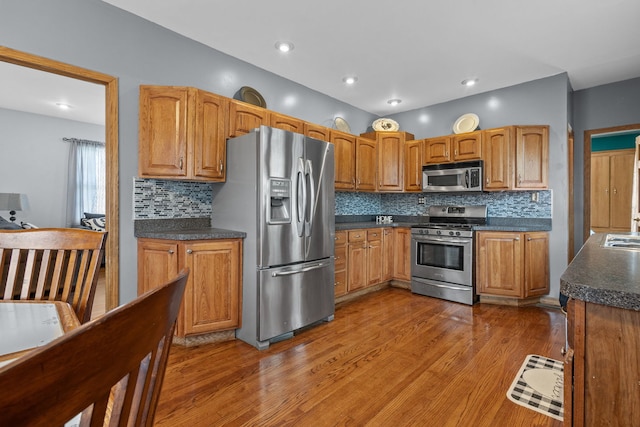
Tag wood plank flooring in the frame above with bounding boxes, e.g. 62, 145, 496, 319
155, 288, 565, 426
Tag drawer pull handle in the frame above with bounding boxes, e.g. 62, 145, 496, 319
186, 249, 193, 254
168, 250, 175, 254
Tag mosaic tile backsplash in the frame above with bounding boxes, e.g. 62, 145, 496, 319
134, 178, 212, 219
133, 178, 552, 219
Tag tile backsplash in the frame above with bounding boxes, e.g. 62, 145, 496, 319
133, 178, 552, 219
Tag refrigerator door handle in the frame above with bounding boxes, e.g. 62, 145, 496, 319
304, 159, 315, 237
271, 261, 331, 277
295, 157, 306, 237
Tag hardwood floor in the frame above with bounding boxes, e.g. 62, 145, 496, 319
154, 288, 565, 426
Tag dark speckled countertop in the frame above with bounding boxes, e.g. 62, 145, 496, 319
561, 233, 640, 311
135, 218, 246, 240
335, 215, 551, 232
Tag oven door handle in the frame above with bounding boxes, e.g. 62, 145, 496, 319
427, 281, 471, 292
412, 235, 471, 245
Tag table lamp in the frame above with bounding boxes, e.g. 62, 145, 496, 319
0, 193, 29, 222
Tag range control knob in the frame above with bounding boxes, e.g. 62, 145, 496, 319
449, 231, 454, 236
436, 230, 442, 235
456, 231, 461, 236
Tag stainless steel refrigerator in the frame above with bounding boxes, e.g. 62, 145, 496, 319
211, 126, 335, 350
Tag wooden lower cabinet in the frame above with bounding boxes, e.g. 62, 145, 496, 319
334, 231, 347, 297
382, 228, 394, 281
393, 227, 412, 282
137, 238, 242, 337
476, 231, 549, 299
565, 298, 640, 426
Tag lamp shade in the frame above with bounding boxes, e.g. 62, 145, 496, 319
0, 193, 29, 212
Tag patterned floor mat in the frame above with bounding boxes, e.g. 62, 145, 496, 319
506, 354, 564, 421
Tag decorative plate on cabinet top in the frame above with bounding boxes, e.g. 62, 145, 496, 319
333, 117, 351, 133
453, 113, 479, 134
239, 86, 267, 108
372, 118, 400, 132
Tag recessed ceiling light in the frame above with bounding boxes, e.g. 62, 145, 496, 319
342, 76, 358, 85
56, 103, 72, 110
387, 99, 402, 106
462, 78, 478, 87
275, 41, 294, 53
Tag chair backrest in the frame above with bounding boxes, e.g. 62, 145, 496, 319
0, 269, 189, 427
0, 228, 107, 323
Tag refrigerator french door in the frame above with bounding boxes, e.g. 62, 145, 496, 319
212, 126, 335, 350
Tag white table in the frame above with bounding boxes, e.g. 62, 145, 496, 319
0, 301, 80, 368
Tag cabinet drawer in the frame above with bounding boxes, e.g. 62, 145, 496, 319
335, 244, 347, 271
348, 230, 366, 242
334, 231, 347, 245
367, 228, 382, 241
334, 270, 347, 297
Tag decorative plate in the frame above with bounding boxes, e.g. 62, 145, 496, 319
239, 86, 266, 108
372, 118, 400, 132
453, 113, 479, 134
333, 117, 351, 133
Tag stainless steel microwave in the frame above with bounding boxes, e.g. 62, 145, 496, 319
422, 160, 483, 192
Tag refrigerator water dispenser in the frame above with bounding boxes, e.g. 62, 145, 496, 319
268, 178, 291, 224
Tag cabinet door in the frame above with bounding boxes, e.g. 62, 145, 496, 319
483, 127, 512, 191
452, 131, 482, 161
137, 239, 179, 296
393, 228, 411, 281
270, 112, 304, 133
524, 232, 549, 297
139, 86, 189, 178
366, 229, 383, 286
609, 151, 635, 230
423, 136, 451, 164
332, 131, 357, 190
356, 137, 377, 191
515, 126, 548, 189
404, 140, 423, 192
181, 240, 241, 335
590, 154, 611, 229
476, 232, 523, 297
228, 100, 269, 138
377, 133, 404, 191
194, 90, 227, 180
304, 123, 331, 142
348, 242, 367, 291
382, 228, 394, 281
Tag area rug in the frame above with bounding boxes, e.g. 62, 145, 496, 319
506, 354, 564, 421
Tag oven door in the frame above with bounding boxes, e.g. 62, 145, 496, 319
411, 233, 473, 286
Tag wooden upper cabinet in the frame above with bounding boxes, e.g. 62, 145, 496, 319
423, 136, 451, 164
228, 100, 269, 138
270, 112, 304, 133
138, 86, 227, 181
515, 126, 549, 189
404, 139, 423, 192
332, 130, 357, 190
361, 131, 414, 192
304, 123, 331, 142
483, 127, 513, 190
483, 125, 549, 191
452, 131, 482, 161
355, 137, 377, 191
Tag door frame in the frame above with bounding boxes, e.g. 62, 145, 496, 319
583, 123, 640, 244
0, 46, 120, 310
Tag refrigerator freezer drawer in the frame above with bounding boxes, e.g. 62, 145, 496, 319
258, 258, 334, 342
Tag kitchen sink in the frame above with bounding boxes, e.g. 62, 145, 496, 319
602, 233, 640, 251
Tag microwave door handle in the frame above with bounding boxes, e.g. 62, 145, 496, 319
465, 170, 469, 188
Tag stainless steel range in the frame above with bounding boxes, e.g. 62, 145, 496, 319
410, 205, 487, 305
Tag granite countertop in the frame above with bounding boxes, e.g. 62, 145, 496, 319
135, 218, 246, 240
560, 233, 640, 311
335, 215, 552, 232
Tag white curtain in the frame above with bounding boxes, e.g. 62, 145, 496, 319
65, 138, 106, 227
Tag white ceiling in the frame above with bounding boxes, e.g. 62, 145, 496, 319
2, 0, 639, 124
100, 0, 640, 116
0, 61, 105, 126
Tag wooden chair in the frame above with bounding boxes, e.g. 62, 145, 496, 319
0, 269, 189, 427
0, 228, 107, 323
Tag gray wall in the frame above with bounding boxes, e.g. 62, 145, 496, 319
388, 74, 570, 302
1, 0, 376, 303
572, 77, 640, 247
0, 107, 104, 227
